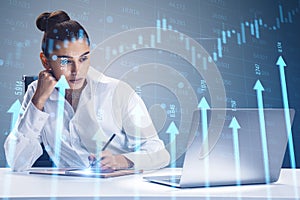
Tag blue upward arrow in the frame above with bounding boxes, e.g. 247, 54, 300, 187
132, 105, 146, 151
276, 56, 296, 169
229, 117, 241, 186
55, 75, 70, 96
198, 97, 210, 148
6, 100, 23, 167
54, 75, 70, 165
166, 121, 179, 168
7, 100, 22, 131
253, 80, 270, 184
198, 97, 211, 187
131, 105, 145, 128
253, 80, 265, 110
166, 121, 179, 141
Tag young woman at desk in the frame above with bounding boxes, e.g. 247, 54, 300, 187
4, 10, 170, 172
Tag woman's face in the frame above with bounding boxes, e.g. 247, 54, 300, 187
47, 39, 90, 90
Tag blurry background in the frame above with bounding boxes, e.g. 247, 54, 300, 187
0, 0, 299, 168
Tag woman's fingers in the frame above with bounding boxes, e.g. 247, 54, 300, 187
99, 151, 131, 170
32, 70, 58, 110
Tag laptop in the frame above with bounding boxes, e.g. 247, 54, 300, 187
144, 108, 295, 188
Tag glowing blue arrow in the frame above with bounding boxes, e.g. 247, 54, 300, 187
92, 128, 107, 153
229, 117, 241, 186
276, 56, 296, 169
56, 75, 70, 96
253, 80, 270, 184
54, 75, 70, 165
7, 99, 22, 131
166, 121, 179, 168
132, 104, 145, 151
276, 56, 298, 198
6, 100, 23, 167
50, 75, 69, 198
198, 97, 210, 143
198, 97, 210, 187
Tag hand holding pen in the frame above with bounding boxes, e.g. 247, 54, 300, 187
88, 133, 116, 168
88, 133, 134, 170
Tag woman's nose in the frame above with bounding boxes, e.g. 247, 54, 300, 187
70, 61, 80, 74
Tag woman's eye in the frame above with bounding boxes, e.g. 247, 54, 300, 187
60, 58, 72, 66
79, 56, 88, 62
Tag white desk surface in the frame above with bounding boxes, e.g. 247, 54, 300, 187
0, 168, 299, 199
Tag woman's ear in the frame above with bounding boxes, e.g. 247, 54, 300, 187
40, 52, 51, 70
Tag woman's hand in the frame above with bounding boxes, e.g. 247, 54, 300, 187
88, 151, 134, 170
31, 70, 57, 110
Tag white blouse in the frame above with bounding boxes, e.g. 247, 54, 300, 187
4, 67, 170, 171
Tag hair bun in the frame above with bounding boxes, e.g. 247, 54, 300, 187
36, 10, 71, 32
36, 12, 51, 31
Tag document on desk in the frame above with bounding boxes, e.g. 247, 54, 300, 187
28, 168, 142, 178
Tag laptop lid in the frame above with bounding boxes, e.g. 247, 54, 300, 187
145, 108, 295, 188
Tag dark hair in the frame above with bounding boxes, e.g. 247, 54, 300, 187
36, 10, 90, 58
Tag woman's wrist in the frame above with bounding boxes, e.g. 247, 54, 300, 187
31, 95, 46, 111
114, 154, 134, 169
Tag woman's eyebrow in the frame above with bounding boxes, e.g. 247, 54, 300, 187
80, 51, 90, 57
56, 51, 90, 58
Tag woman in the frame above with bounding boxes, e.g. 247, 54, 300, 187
4, 10, 170, 172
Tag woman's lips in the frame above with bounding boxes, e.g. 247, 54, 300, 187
69, 78, 83, 84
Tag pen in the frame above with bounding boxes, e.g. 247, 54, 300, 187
89, 133, 116, 168
101, 133, 116, 151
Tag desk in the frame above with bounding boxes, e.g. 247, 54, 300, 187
0, 168, 299, 199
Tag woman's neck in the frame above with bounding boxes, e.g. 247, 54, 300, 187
65, 80, 87, 112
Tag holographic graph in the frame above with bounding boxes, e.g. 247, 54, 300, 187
2, 2, 300, 187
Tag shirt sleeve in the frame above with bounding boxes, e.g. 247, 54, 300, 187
4, 82, 49, 171
114, 81, 170, 170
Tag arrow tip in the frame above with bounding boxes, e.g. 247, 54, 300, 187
131, 105, 145, 117
229, 117, 241, 129
276, 56, 286, 67
166, 121, 179, 135
55, 75, 70, 90
7, 100, 22, 113
198, 97, 210, 109
253, 80, 264, 91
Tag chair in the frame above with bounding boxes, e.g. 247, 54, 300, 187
23, 75, 55, 167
